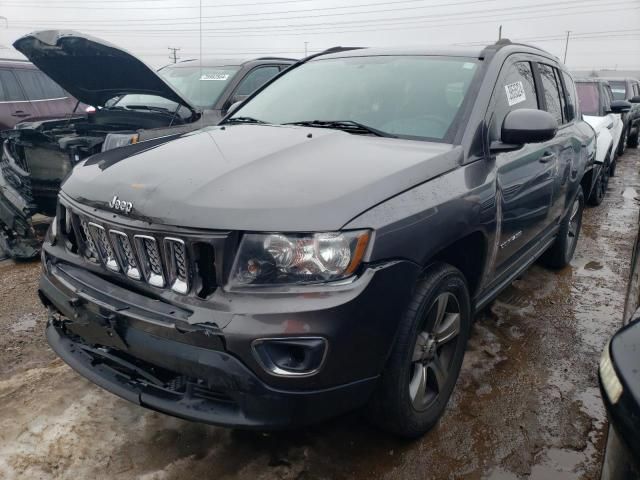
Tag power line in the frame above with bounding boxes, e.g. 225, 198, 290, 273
168, 46, 180, 63
8, 0, 619, 29
57, 3, 637, 37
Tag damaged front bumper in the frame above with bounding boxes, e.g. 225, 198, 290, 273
39, 245, 418, 428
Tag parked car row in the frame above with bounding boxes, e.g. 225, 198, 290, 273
575, 78, 632, 205
0, 30, 293, 258
1, 30, 638, 444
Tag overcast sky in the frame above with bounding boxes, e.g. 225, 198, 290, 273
1, 0, 639, 70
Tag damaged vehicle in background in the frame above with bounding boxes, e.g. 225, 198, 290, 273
0, 30, 293, 259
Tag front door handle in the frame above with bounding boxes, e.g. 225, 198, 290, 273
539, 151, 556, 163
11, 110, 29, 118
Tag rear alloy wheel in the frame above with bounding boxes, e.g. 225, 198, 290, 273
541, 187, 584, 269
588, 161, 609, 206
367, 263, 471, 438
617, 127, 628, 156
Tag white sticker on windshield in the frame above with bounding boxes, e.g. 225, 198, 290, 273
200, 73, 230, 81
505, 81, 526, 106
462, 62, 476, 70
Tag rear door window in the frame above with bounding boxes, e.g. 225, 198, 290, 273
538, 63, 563, 125
490, 60, 539, 139
0, 69, 26, 101
561, 72, 578, 120
234, 66, 281, 97
14, 69, 66, 100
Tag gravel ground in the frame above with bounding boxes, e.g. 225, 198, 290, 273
1, 149, 639, 480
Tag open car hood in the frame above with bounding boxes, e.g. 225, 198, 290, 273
13, 30, 198, 114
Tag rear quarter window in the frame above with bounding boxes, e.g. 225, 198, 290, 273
0, 69, 26, 101
14, 69, 66, 100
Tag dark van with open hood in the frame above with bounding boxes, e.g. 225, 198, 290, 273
0, 30, 293, 259
40, 41, 596, 437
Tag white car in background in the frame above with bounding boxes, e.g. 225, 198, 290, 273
575, 79, 630, 205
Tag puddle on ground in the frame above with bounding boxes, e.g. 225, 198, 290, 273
10, 313, 38, 333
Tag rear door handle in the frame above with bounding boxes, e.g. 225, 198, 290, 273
539, 151, 556, 163
11, 110, 29, 118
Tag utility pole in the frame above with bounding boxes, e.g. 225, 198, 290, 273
563, 31, 570, 64
168, 47, 181, 64
498, 25, 502, 41
304, 41, 309, 57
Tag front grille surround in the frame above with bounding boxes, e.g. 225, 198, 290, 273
58, 200, 229, 297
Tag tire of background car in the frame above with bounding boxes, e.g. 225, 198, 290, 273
366, 262, 471, 438
587, 159, 610, 207
541, 186, 584, 269
617, 126, 628, 156
628, 125, 639, 148
609, 147, 618, 177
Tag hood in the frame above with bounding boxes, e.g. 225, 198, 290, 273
13, 30, 197, 114
61, 125, 462, 231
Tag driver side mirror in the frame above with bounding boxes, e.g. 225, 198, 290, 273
630, 96, 640, 104
498, 109, 558, 147
609, 100, 632, 113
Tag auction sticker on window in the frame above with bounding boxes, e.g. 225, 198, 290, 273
505, 81, 527, 106
200, 73, 230, 81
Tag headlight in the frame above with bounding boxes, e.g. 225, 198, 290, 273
229, 230, 370, 287
45, 216, 57, 244
599, 340, 623, 404
101, 133, 139, 152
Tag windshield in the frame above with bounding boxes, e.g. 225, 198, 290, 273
609, 81, 627, 101
114, 65, 240, 110
231, 56, 479, 140
576, 83, 600, 116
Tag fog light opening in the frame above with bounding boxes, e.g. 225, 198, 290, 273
252, 337, 327, 377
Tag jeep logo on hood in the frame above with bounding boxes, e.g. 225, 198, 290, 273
109, 195, 133, 214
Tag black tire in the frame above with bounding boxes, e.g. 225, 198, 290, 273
541, 187, 584, 269
617, 126, 628, 156
587, 161, 609, 206
366, 263, 471, 438
628, 128, 639, 148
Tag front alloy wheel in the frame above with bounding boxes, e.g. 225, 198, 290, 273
409, 292, 461, 410
367, 263, 471, 438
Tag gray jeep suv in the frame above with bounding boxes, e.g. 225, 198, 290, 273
39, 41, 595, 437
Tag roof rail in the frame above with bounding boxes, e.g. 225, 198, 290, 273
478, 38, 555, 61
0, 57, 29, 62
253, 56, 297, 62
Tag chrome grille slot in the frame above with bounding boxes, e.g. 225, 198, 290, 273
110, 231, 141, 280
58, 202, 220, 296
134, 235, 165, 288
88, 223, 120, 272
79, 218, 99, 262
164, 237, 190, 294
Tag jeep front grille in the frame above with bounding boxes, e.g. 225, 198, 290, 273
60, 205, 223, 297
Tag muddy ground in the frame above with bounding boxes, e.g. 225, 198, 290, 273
1, 150, 639, 480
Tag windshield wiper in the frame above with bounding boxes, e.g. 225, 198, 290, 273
283, 120, 396, 138
226, 116, 266, 124
125, 105, 172, 113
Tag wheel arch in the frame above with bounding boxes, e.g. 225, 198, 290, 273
424, 230, 488, 299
